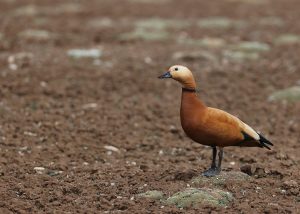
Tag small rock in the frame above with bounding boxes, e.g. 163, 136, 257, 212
169, 125, 179, 134
34, 167, 45, 174
67, 49, 102, 59
268, 86, 300, 102
82, 103, 98, 109
138, 190, 164, 200
166, 188, 233, 208
23, 131, 37, 136
104, 145, 120, 153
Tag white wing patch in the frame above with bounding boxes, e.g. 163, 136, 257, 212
240, 121, 260, 140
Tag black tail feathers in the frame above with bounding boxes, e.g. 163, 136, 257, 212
258, 134, 273, 150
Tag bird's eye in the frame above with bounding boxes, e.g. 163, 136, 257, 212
175, 67, 178, 71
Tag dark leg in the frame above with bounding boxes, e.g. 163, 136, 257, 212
217, 147, 223, 169
211, 146, 217, 168
202, 146, 220, 177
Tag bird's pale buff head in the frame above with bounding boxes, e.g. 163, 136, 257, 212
159, 65, 196, 89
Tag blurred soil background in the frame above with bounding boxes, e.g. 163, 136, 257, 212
0, 0, 299, 213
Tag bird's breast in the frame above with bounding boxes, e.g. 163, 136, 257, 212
180, 102, 209, 143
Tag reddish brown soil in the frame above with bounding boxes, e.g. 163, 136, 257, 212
0, 0, 300, 213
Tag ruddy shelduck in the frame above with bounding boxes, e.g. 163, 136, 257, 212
159, 65, 273, 177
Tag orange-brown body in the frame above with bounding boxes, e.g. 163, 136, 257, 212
180, 90, 260, 148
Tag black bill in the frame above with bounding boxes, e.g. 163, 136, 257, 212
158, 71, 172, 79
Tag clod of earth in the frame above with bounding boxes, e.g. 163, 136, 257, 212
166, 188, 234, 208
67, 49, 102, 59
197, 17, 246, 29
192, 171, 251, 186
274, 34, 300, 45
137, 190, 164, 200
268, 86, 300, 102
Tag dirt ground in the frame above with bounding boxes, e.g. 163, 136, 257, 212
0, 0, 300, 213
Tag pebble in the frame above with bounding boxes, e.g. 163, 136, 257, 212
34, 167, 46, 174
104, 145, 120, 153
82, 103, 98, 109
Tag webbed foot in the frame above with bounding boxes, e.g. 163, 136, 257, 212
202, 167, 221, 177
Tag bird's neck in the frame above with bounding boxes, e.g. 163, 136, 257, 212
180, 76, 197, 90
180, 88, 206, 113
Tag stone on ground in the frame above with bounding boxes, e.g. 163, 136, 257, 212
166, 188, 233, 208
